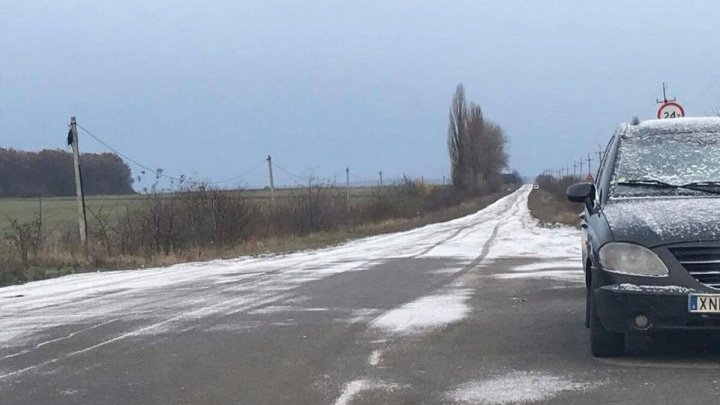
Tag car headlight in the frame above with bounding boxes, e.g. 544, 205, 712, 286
598, 242, 668, 277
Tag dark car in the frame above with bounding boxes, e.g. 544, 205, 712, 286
566, 117, 720, 357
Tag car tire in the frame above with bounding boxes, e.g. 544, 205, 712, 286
590, 292, 625, 357
585, 287, 591, 328
584, 262, 592, 328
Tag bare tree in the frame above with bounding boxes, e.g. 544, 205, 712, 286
447, 84, 508, 194
466, 103, 484, 189
470, 116, 507, 191
448, 84, 470, 190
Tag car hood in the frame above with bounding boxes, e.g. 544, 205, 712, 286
602, 197, 720, 247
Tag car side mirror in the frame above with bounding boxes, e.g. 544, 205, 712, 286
566, 182, 596, 208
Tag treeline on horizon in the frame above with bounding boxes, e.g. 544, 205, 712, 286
0, 148, 134, 198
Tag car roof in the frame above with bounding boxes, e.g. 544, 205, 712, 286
623, 117, 720, 137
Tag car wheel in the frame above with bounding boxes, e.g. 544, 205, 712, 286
590, 292, 624, 357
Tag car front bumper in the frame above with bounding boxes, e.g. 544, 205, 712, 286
594, 284, 720, 334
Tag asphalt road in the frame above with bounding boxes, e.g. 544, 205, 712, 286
3, 185, 720, 404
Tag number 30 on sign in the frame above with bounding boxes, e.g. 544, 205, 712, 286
657, 101, 685, 119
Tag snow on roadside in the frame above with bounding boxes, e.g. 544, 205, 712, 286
486, 190, 582, 283
0, 188, 532, 349
418, 189, 525, 261
447, 371, 603, 404
485, 196, 580, 262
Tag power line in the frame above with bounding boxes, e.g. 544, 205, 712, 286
80, 123, 396, 187
204, 160, 265, 185
77, 123, 176, 180
77, 123, 263, 186
272, 162, 310, 181
272, 162, 381, 186
351, 173, 376, 182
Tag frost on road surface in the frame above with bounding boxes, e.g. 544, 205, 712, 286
485, 193, 582, 283
1, 185, 595, 404
447, 371, 602, 405
0, 186, 535, 350
370, 288, 473, 335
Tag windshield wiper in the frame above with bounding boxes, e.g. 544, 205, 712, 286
683, 181, 720, 187
616, 179, 720, 195
681, 182, 720, 195
616, 179, 677, 188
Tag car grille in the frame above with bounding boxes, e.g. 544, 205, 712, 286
670, 247, 720, 289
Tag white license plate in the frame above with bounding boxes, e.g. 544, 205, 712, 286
689, 294, 720, 313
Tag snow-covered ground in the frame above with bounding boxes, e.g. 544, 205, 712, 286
371, 288, 473, 335
0, 186, 540, 347
1, 185, 582, 349
447, 371, 602, 404
2, 185, 591, 404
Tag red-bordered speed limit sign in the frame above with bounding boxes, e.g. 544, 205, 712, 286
657, 101, 685, 119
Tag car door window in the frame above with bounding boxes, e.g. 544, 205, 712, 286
595, 132, 618, 208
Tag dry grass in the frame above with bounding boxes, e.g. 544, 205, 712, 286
527, 187, 583, 227
0, 184, 519, 286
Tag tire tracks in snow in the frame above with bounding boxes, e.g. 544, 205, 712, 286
1, 187, 529, 387
329, 187, 528, 404
410, 189, 520, 259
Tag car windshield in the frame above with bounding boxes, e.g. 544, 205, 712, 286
611, 129, 720, 198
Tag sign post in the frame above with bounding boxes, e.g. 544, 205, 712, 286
656, 82, 685, 119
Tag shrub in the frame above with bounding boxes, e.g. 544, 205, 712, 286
0, 178, 509, 286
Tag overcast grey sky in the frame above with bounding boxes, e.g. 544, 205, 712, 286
2, 1, 720, 188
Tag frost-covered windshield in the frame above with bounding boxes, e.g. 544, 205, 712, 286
611, 129, 720, 198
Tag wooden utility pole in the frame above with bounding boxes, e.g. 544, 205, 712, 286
345, 167, 350, 204
379, 171, 383, 187
266, 155, 275, 205
69, 117, 88, 247
586, 153, 593, 175
579, 159, 584, 174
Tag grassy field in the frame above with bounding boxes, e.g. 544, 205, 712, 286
0, 184, 516, 286
1, 195, 135, 233
0, 186, 419, 233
